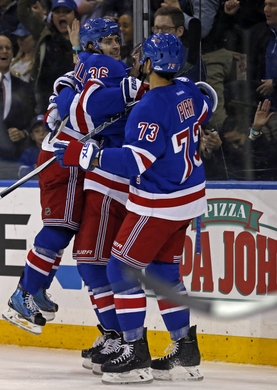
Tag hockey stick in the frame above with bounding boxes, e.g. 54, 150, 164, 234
175, 17, 202, 77
0, 103, 136, 199
0, 155, 57, 199
79, 102, 137, 143
48, 115, 69, 144
126, 267, 277, 320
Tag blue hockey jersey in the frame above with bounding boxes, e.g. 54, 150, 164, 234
54, 52, 132, 205
100, 77, 213, 220
74, 52, 129, 93
56, 53, 129, 147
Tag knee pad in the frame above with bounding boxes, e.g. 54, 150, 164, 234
34, 226, 75, 254
77, 263, 109, 289
107, 256, 141, 294
146, 261, 180, 284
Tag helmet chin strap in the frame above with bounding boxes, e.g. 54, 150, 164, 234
140, 68, 147, 83
140, 60, 152, 83
86, 43, 101, 54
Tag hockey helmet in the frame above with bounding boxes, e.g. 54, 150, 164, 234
141, 33, 184, 73
79, 18, 120, 51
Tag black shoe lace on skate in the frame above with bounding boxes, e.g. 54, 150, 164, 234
101, 337, 121, 355
24, 293, 40, 315
110, 344, 134, 364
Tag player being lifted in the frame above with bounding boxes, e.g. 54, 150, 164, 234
54, 33, 217, 384
1, 74, 86, 335
1, 18, 141, 340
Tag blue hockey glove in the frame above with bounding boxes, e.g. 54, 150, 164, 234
121, 76, 142, 105
53, 141, 69, 168
195, 81, 218, 112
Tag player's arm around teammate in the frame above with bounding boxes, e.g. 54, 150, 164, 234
54, 33, 217, 385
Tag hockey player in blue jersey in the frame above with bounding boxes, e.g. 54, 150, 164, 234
54, 33, 217, 384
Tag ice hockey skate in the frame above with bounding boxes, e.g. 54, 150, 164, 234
101, 330, 153, 384
33, 287, 58, 321
150, 325, 204, 381
2, 285, 46, 335
91, 328, 123, 375
81, 324, 107, 370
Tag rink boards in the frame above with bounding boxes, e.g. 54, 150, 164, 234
0, 180, 277, 366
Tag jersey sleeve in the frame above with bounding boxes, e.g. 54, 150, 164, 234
68, 79, 127, 135
55, 87, 77, 119
100, 99, 167, 178
74, 51, 91, 92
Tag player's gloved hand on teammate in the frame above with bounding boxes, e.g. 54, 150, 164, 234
44, 100, 61, 134
195, 81, 218, 112
121, 76, 142, 106
53, 139, 100, 171
53, 71, 76, 95
44, 71, 77, 134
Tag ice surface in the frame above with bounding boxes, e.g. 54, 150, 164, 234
0, 345, 276, 390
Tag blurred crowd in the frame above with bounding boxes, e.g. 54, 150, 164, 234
0, 0, 276, 181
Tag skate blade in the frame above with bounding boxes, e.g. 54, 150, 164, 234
40, 310, 55, 322
92, 363, 103, 375
152, 366, 204, 381
102, 368, 153, 384
2, 307, 42, 335
82, 358, 94, 370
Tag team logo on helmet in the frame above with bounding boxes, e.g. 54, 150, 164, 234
141, 33, 184, 74
80, 17, 120, 51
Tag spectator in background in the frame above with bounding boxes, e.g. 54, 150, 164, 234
153, 5, 205, 82
32, 0, 50, 21
100, 0, 132, 21
17, 0, 79, 114
220, 0, 265, 53
161, 0, 218, 38
77, 0, 103, 24
0, 34, 36, 179
201, 99, 277, 181
219, 1, 266, 129
0, 0, 19, 53
10, 23, 36, 82
18, 114, 48, 178
150, 1, 187, 25
246, 0, 277, 142
192, 0, 232, 132
204, 1, 266, 131
118, 12, 133, 67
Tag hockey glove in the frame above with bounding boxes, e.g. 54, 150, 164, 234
121, 76, 142, 105
53, 139, 100, 171
195, 81, 218, 112
53, 71, 76, 95
44, 103, 61, 134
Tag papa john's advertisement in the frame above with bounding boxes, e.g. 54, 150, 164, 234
182, 188, 277, 301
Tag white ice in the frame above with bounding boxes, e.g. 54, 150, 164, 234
0, 345, 276, 390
